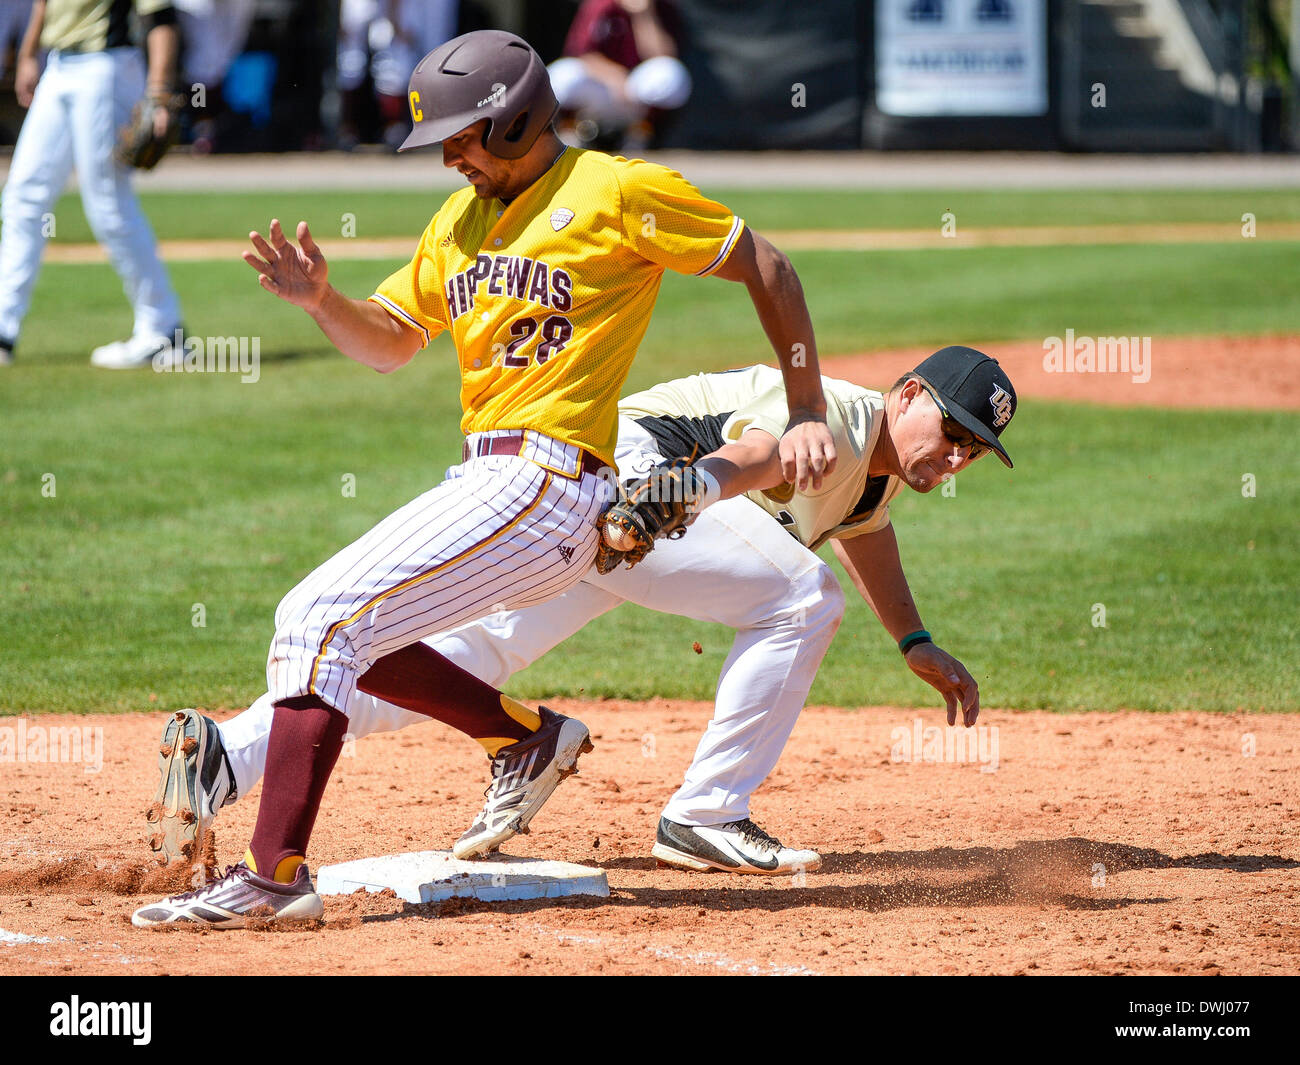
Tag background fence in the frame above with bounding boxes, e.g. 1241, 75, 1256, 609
0, 0, 1291, 151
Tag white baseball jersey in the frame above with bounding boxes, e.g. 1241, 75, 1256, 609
619, 365, 905, 550
42, 0, 172, 51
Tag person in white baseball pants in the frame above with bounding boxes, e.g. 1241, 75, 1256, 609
0, 0, 183, 368
206, 351, 1018, 875
549, 0, 691, 149
173, 0, 256, 98
227, 418, 842, 832
335, 0, 459, 149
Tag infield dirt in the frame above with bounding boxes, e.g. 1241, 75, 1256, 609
0, 703, 1296, 975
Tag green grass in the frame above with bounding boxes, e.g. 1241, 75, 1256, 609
2, 219, 1297, 713
41, 186, 1300, 243
646, 241, 1300, 368
14, 241, 1300, 381
515, 402, 1299, 712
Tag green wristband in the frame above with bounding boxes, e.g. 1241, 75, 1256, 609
899, 629, 932, 654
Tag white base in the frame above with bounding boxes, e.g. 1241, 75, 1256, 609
316, 849, 610, 904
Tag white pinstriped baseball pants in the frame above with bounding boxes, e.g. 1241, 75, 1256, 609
229, 419, 846, 827
266, 432, 607, 714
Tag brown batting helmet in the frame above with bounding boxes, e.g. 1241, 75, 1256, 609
399, 30, 558, 159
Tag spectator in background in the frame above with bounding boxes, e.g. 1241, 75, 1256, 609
173, 0, 255, 154
337, 0, 459, 150
337, 0, 383, 149
549, 0, 690, 150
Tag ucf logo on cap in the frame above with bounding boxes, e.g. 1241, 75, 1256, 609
989, 384, 1013, 429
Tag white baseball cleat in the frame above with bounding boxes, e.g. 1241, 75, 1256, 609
89, 331, 180, 369
453, 705, 593, 859
132, 862, 323, 929
145, 708, 237, 872
652, 817, 822, 875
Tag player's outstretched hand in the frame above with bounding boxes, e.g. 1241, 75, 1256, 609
904, 643, 980, 727
780, 416, 837, 492
242, 219, 329, 312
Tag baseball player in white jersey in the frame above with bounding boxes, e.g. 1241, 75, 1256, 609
143, 347, 1017, 880
0, 0, 184, 368
132, 30, 837, 928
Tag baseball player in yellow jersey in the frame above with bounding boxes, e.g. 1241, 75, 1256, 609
133, 29, 837, 928
140, 347, 1016, 882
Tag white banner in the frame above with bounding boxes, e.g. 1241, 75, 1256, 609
876, 0, 1048, 116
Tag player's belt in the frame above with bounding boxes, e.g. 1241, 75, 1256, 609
462, 430, 607, 479
51, 44, 131, 56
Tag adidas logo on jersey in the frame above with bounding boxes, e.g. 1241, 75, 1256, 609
550, 208, 574, 232
557, 544, 574, 564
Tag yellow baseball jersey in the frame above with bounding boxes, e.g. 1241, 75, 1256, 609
370, 148, 745, 468
620, 366, 905, 551
43, 0, 173, 52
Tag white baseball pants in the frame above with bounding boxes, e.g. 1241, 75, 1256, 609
225, 420, 845, 827
0, 47, 182, 343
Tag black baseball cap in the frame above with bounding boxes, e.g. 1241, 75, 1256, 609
912, 346, 1017, 468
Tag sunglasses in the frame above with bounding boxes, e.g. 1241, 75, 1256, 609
916, 379, 991, 459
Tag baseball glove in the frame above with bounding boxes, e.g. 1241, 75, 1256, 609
594, 457, 706, 575
115, 93, 184, 171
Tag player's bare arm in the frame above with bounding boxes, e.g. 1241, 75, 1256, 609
597, 428, 783, 568
711, 228, 837, 492
14, 0, 45, 108
242, 219, 422, 373
143, 18, 180, 138
622, 0, 678, 60
695, 428, 783, 499
831, 529, 980, 727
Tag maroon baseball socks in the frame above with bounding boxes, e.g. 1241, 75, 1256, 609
246, 646, 543, 883
245, 696, 348, 884
358, 642, 542, 755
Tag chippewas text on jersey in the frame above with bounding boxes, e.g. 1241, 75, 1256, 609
444, 255, 572, 321
369, 147, 746, 467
